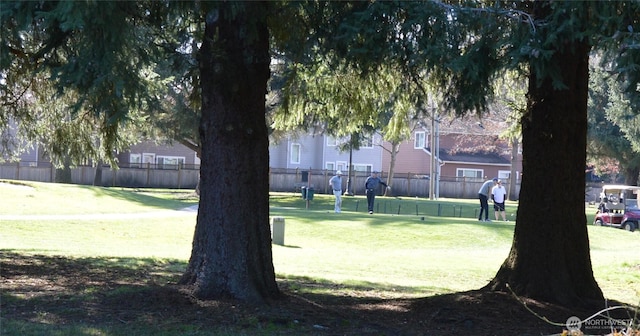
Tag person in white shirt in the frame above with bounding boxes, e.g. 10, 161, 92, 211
329, 170, 343, 213
491, 179, 508, 221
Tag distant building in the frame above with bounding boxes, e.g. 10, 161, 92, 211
268, 117, 522, 182
269, 133, 385, 174
116, 140, 200, 169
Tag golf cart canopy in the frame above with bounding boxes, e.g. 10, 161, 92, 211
599, 185, 640, 211
601, 185, 640, 193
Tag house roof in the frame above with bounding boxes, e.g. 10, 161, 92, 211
437, 114, 509, 136
428, 147, 511, 165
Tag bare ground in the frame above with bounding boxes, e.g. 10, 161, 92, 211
1, 252, 637, 336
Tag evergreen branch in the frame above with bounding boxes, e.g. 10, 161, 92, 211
435, 2, 536, 32
31, 29, 73, 63
1, 79, 32, 109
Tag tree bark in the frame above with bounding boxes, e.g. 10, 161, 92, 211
486, 4, 603, 306
384, 141, 399, 196
93, 161, 103, 186
54, 156, 72, 184
624, 166, 639, 186
179, 2, 280, 303
508, 138, 518, 201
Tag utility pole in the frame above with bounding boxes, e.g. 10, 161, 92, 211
429, 107, 440, 200
435, 114, 440, 199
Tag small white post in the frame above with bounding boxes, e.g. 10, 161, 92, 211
271, 216, 285, 245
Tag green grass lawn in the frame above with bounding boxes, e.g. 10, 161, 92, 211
1, 180, 638, 305
0, 179, 199, 215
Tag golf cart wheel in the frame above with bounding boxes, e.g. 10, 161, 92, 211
594, 219, 603, 226
622, 222, 636, 232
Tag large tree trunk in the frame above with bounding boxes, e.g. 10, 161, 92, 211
508, 138, 518, 201
180, 2, 280, 303
486, 4, 603, 307
93, 160, 103, 186
54, 156, 72, 184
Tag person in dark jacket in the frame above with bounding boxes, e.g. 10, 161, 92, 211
364, 171, 389, 214
478, 177, 498, 221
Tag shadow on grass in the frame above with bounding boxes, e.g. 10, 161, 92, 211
1, 250, 462, 335
1, 250, 433, 335
84, 186, 199, 210
2, 251, 636, 336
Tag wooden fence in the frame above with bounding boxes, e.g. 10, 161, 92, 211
1, 163, 527, 199
269, 168, 521, 199
0, 163, 199, 189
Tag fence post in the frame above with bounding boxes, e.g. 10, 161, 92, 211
462, 176, 467, 199
146, 162, 151, 187
323, 169, 328, 195
177, 163, 182, 189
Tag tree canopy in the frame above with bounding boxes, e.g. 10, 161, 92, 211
588, 60, 640, 185
3, 1, 640, 307
0, 1, 169, 166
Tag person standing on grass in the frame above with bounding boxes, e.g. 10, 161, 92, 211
478, 177, 498, 222
491, 179, 508, 221
329, 170, 343, 213
365, 171, 389, 214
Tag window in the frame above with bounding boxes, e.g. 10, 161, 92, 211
361, 136, 373, 148
414, 132, 426, 149
325, 162, 335, 171
326, 137, 338, 147
157, 156, 185, 169
498, 170, 518, 181
336, 161, 347, 172
352, 164, 372, 173
142, 153, 155, 167
290, 143, 301, 164
130, 154, 141, 168
456, 168, 483, 180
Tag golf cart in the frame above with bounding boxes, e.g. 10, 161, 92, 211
593, 184, 640, 232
